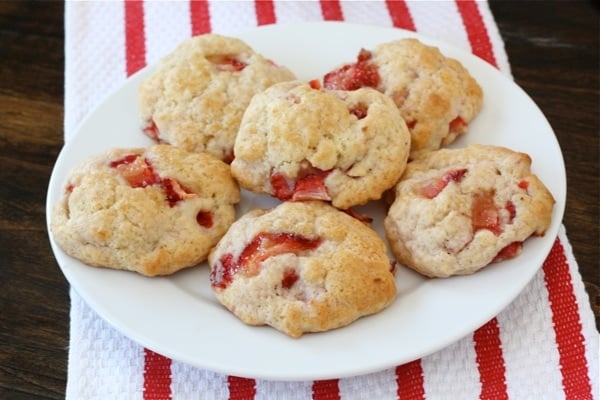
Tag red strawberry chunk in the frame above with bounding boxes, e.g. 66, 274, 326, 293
110, 154, 160, 188
110, 154, 197, 207
291, 172, 332, 202
309, 79, 322, 90
207, 54, 247, 71
222, 149, 234, 164
492, 241, 522, 262
449, 116, 467, 134
349, 103, 368, 120
270, 162, 332, 202
472, 192, 502, 235
416, 168, 468, 199
143, 120, 160, 140
270, 172, 294, 201
518, 180, 529, 190
281, 268, 299, 289
417, 177, 449, 199
211, 253, 236, 289
323, 49, 380, 91
109, 154, 139, 168
210, 232, 322, 289
196, 210, 213, 228
162, 178, 196, 207
505, 200, 516, 223
343, 207, 373, 224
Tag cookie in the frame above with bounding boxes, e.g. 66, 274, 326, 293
230, 80, 411, 209
139, 34, 295, 162
384, 144, 554, 278
50, 144, 240, 276
322, 38, 483, 155
208, 201, 397, 338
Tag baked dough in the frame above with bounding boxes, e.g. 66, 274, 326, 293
323, 38, 483, 156
384, 144, 554, 278
231, 80, 411, 209
51, 144, 240, 276
209, 201, 397, 338
139, 33, 295, 162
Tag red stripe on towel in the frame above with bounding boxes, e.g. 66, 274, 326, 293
124, 0, 146, 76
455, 0, 497, 67
312, 379, 340, 400
143, 349, 172, 400
190, 0, 212, 35
320, 1, 344, 21
126, 5, 171, 398
473, 318, 508, 400
228, 376, 256, 400
385, 0, 416, 31
543, 239, 593, 399
255, 0, 276, 25
395, 360, 425, 399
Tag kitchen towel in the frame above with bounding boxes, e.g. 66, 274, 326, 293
63, 2, 598, 399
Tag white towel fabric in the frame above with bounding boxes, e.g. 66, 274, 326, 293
63, 2, 598, 399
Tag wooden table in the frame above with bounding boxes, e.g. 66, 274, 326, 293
1, 2, 597, 398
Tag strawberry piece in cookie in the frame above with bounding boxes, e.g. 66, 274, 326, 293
210, 232, 322, 289
416, 168, 468, 199
109, 154, 198, 207
270, 161, 333, 202
323, 49, 380, 91
206, 54, 247, 71
471, 191, 502, 235
110, 154, 160, 188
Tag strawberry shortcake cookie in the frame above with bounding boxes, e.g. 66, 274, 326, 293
322, 38, 483, 156
50, 144, 240, 276
208, 201, 397, 338
384, 144, 554, 278
230, 80, 411, 209
139, 34, 295, 162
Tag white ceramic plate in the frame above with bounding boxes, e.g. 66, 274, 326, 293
46, 22, 565, 381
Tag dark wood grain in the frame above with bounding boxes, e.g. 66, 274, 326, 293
0, 2, 67, 399
0, 1, 597, 398
490, 0, 599, 327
